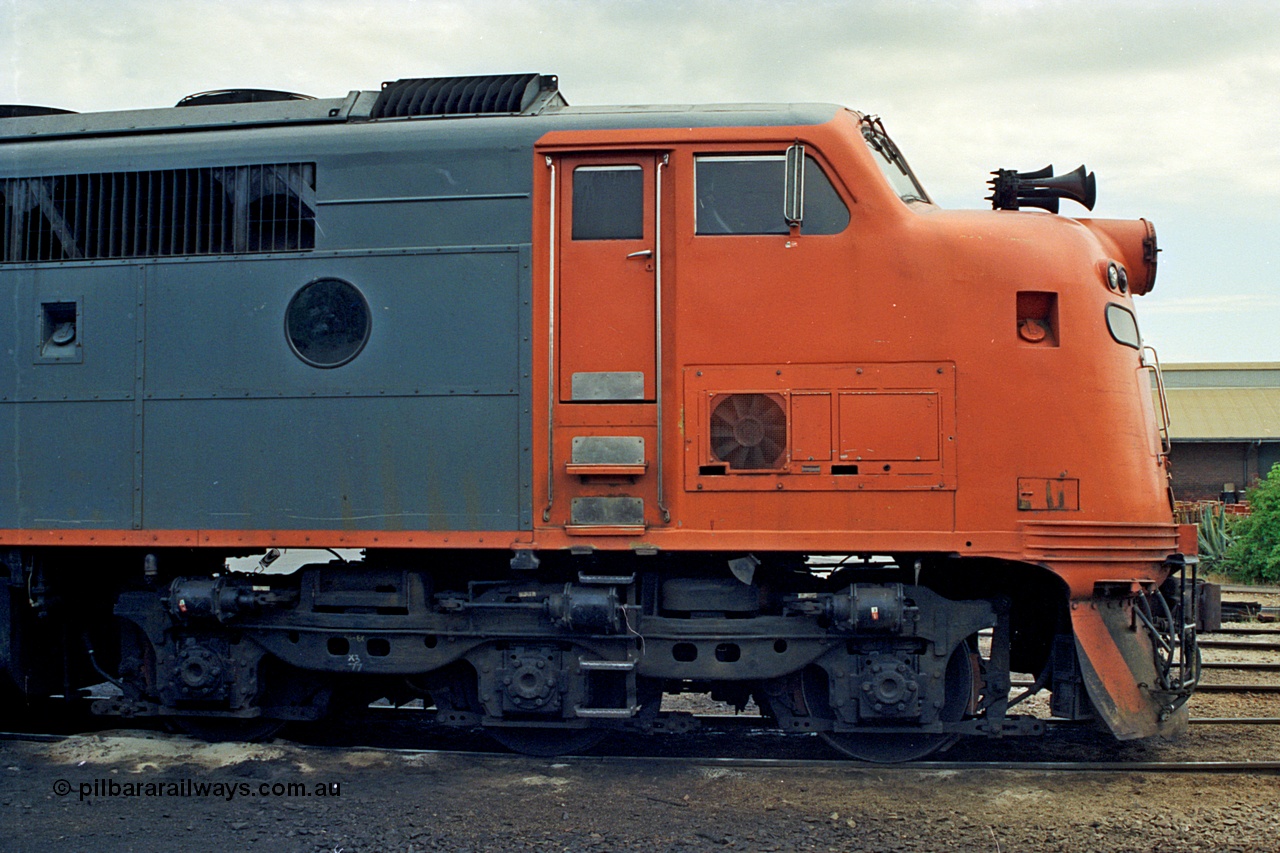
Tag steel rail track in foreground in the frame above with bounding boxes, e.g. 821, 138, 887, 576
1201, 661, 1280, 671
8, 711, 1280, 741
283, 736, 1280, 774
0, 730, 75, 743
1219, 585, 1280, 595
676, 714, 1280, 728
7, 728, 1277, 775
1199, 639, 1280, 652
1000, 659, 1280, 692
558, 755, 1280, 773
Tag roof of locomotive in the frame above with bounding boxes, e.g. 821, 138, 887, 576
0, 89, 850, 145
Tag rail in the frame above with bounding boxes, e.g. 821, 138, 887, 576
1142, 344, 1172, 459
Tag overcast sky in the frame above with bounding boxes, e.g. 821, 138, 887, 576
3, 0, 1278, 363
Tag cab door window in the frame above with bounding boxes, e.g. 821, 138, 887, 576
694, 154, 848, 236
572, 165, 644, 240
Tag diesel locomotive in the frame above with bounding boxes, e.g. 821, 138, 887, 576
0, 74, 1199, 760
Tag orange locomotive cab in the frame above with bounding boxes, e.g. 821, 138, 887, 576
532, 106, 1195, 749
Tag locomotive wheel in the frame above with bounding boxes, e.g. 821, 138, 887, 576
478, 653, 657, 757
807, 643, 975, 763
422, 666, 611, 756
486, 725, 608, 757
169, 716, 286, 743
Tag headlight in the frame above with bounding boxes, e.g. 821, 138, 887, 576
1103, 261, 1128, 294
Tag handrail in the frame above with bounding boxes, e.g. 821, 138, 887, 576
655, 153, 671, 523
1143, 344, 1172, 460
542, 156, 556, 522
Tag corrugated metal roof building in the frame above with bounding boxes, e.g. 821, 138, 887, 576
1158, 363, 1280, 500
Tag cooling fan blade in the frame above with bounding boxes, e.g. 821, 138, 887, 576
709, 394, 787, 470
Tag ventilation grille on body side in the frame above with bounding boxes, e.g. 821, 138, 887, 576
710, 393, 788, 470
371, 74, 563, 118
0, 163, 315, 264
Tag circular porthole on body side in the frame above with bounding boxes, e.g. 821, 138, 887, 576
285, 277, 371, 368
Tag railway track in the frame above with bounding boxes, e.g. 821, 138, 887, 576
1220, 585, 1280, 595
1199, 638, 1280, 652
2, 726, 1278, 774
1196, 657, 1280, 691
9, 705, 1280, 738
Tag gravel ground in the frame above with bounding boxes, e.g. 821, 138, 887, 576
2, 732, 1279, 853
1, 588, 1278, 853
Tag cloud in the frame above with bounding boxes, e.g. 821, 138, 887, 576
1142, 294, 1280, 316
5, 0, 1277, 209
2, 0, 1277, 362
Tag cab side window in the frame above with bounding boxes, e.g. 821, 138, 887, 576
695, 154, 848, 236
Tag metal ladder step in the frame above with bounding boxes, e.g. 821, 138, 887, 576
577, 659, 636, 672
574, 705, 641, 719
575, 657, 639, 718
577, 573, 636, 586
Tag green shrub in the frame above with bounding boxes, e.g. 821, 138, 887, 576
1196, 502, 1233, 564
1224, 463, 1280, 584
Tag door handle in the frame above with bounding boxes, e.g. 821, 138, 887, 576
626, 249, 653, 259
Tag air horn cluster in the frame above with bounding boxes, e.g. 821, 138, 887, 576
987, 164, 1096, 213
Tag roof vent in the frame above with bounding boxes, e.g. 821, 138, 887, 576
0, 105, 77, 119
176, 89, 315, 108
371, 73, 563, 119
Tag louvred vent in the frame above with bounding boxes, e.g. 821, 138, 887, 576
710, 394, 787, 470
371, 74, 563, 118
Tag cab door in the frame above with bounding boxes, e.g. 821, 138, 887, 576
557, 155, 657, 401
545, 152, 669, 532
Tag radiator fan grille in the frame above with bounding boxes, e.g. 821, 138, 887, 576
710, 394, 787, 470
